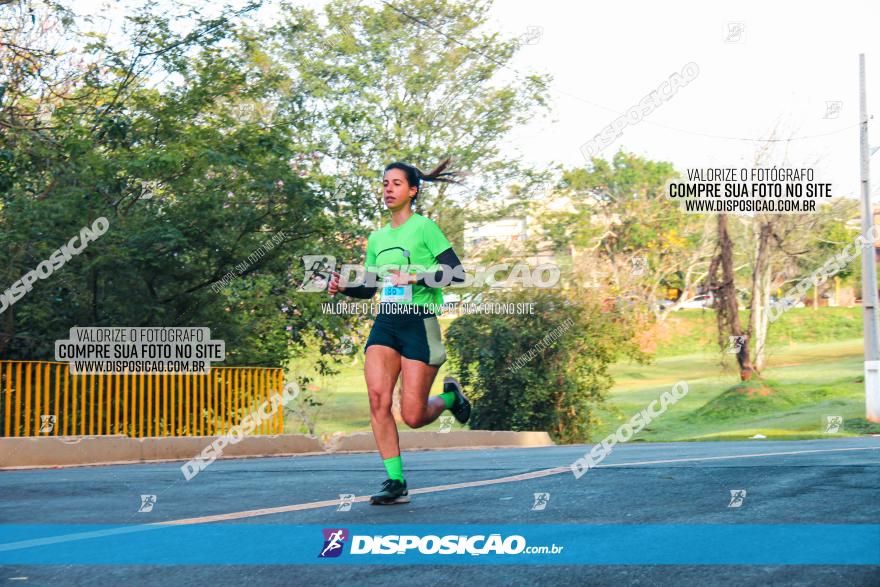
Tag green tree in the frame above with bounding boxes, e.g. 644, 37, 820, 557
445, 289, 645, 443
541, 151, 715, 321
0, 1, 359, 369
266, 0, 551, 247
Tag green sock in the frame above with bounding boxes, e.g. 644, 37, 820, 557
383, 455, 404, 482
438, 391, 456, 410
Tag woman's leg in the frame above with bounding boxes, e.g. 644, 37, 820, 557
364, 344, 402, 459
399, 357, 446, 428
365, 343, 412, 504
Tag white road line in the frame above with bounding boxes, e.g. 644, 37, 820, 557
592, 445, 880, 468
1, 444, 878, 552
0, 525, 166, 552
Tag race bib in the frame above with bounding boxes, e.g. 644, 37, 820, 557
381, 275, 412, 303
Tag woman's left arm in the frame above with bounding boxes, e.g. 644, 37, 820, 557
413, 247, 466, 287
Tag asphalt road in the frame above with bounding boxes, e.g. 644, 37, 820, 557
1, 437, 879, 585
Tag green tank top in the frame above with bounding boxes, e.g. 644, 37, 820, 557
365, 213, 453, 312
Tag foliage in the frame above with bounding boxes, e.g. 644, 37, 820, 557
1, 0, 549, 378
0, 1, 360, 368
267, 0, 552, 245
444, 288, 646, 443
543, 151, 714, 321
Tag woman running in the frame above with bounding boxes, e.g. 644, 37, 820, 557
327, 157, 471, 505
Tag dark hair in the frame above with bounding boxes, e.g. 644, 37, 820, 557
383, 156, 466, 205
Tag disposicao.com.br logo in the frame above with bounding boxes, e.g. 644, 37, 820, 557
319, 528, 349, 558
317, 528, 563, 557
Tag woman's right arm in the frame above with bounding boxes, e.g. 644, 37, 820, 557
328, 235, 378, 299
335, 273, 378, 299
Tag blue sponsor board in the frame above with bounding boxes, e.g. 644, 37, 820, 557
1, 524, 878, 565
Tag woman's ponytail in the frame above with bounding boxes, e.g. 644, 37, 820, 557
418, 156, 467, 186
384, 156, 467, 205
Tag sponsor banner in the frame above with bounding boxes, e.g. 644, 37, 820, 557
1, 524, 878, 565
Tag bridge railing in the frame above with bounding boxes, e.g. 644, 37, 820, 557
0, 361, 285, 437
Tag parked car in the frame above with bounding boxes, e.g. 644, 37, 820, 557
678, 294, 714, 309
656, 299, 676, 312
769, 296, 805, 310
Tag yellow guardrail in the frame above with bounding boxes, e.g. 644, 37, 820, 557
0, 361, 285, 437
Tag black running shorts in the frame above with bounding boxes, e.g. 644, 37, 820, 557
364, 305, 447, 367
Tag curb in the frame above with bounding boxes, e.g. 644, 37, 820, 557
328, 430, 554, 452
0, 431, 554, 469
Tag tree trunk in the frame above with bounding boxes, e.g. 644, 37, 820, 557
0, 305, 13, 357
91, 267, 99, 323
753, 260, 771, 371
709, 214, 754, 380
749, 222, 772, 372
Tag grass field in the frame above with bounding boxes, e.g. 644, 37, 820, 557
599, 338, 871, 441
283, 307, 877, 442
